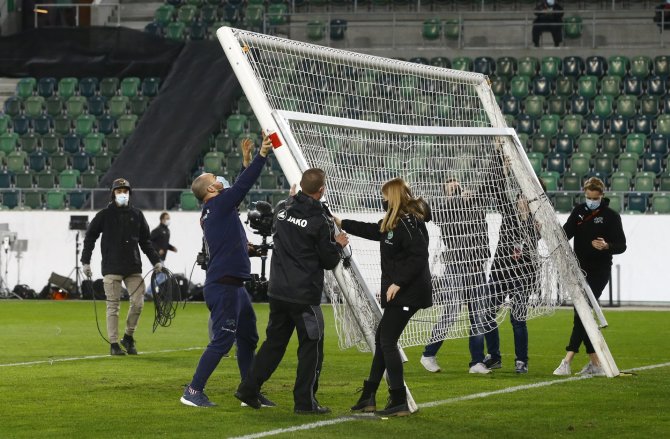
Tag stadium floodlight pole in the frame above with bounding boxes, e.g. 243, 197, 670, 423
217, 26, 421, 411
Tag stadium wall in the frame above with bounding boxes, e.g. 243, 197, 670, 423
0, 211, 666, 304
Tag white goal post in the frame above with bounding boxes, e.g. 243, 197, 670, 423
216, 27, 619, 380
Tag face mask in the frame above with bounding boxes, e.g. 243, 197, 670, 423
585, 199, 601, 210
546, 0, 555, 5
215, 176, 230, 190
382, 200, 389, 211
163, 220, 171, 227
115, 193, 129, 206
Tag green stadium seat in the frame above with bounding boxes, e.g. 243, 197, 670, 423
92, 151, 112, 172
422, 18, 441, 40
602, 136, 622, 156
259, 173, 278, 190
430, 57, 451, 68
444, 19, 460, 40
615, 95, 638, 119
517, 56, 538, 78
600, 76, 621, 97
16, 77, 36, 99
539, 114, 560, 137
36, 170, 56, 188
75, 115, 95, 136
24, 96, 45, 118
510, 75, 530, 99
625, 133, 646, 155
606, 192, 623, 212
577, 134, 599, 154
553, 192, 575, 212
547, 96, 566, 116
45, 96, 63, 117
129, 96, 149, 116
660, 171, 670, 191
20, 133, 40, 154
82, 133, 104, 155
45, 190, 66, 209
58, 169, 79, 189
634, 171, 656, 192
630, 56, 652, 79
610, 171, 632, 191
177, 5, 198, 24
37, 77, 56, 98
100, 77, 120, 98
652, 193, 670, 214
215, 131, 234, 153
577, 76, 598, 99
57, 78, 78, 100
49, 151, 70, 172
226, 114, 248, 137
539, 171, 560, 191
154, 4, 175, 26
594, 153, 615, 175
7, 150, 27, 173
562, 115, 583, 139
553, 76, 574, 97
561, 172, 582, 191
52, 116, 71, 137
607, 55, 629, 78
14, 169, 33, 188
165, 21, 186, 40
570, 152, 591, 176
23, 190, 43, 209
41, 133, 59, 155
617, 152, 639, 174
237, 96, 253, 115
540, 56, 561, 79
203, 151, 224, 173
523, 95, 545, 119
639, 95, 659, 117
530, 134, 551, 154
117, 114, 138, 137
0, 114, 10, 134
120, 77, 141, 98
593, 95, 613, 118
451, 57, 472, 71
81, 170, 102, 188
180, 190, 200, 210
654, 55, 670, 77
656, 114, 670, 136
563, 15, 582, 39
244, 4, 264, 28
267, 3, 288, 26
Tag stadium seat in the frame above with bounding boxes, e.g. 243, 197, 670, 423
68, 190, 89, 209
615, 95, 638, 119
562, 115, 583, 138
546, 153, 566, 175
606, 192, 623, 212
563, 15, 582, 39
97, 115, 115, 135
24, 96, 45, 118
80, 170, 102, 188
649, 134, 668, 156
490, 76, 507, 98
594, 152, 615, 175
98, 77, 117, 99
531, 76, 551, 97
593, 95, 613, 118
107, 96, 128, 119
646, 76, 666, 96
23, 191, 42, 209
87, 96, 106, 117
626, 193, 648, 213
83, 133, 104, 155
120, 78, 141, 98
570, 152, 591, 176
584, 56, 607, 78
531, 133, 551, 154
634, 172, 656, 192
585, 115, 606, 135
36, 170, 55, 188
577, 76, 598, 99
610, 171, 632, 191
495, 57, 516, 79
75, 115, 95, 136
569, 94, 590, 116
0, 169, 12, 188
0, 132, 19, 154
553, 192, 575, 212
562, 56, 584, 78
142, 78, 160, 97
524, 95, 545, 119
71, 151, 90, 172
632, 115, 652, 136
3, 97, 21, 117
45, 96, 63, 117
625, 133, 646, 155
617, 152, 639, 174
49, 151, 70, 173
473, 57, 495, 76
501, 95, 520, 115
654, 55, 670, 77
180, 190, 200, 210
430, 57, 451, 68
20, 133, 40, 153
45, 190, 66, 209
226, 114, 248, 137
199, 4, 217, 25
14, 169, 33, 188
539, 114, 560, 137
555, 134, 574, 155
78, 77, 98, 98
62, 133, 80, 154
515, 114, 535, 136
638, 95, 658, 117
57, 78, 78, 100
166, 21, 186, 40
154, 4, 175, 26
510, 76, 530, 99
189, 21, 207, 40
117, 114, 138, 137
655, 114, 670, 137
37, 77, 56, 98
539, 171, 560, 191
540, 56, 561, 79
547, 96, 566, 116
12, 115, 30, 135
64, 96, 86, 119
58, 169, 79, 189
642, 152, 663, 174
16, 77, 36, 99
607, 55, 629, 78
622, 76, 643, 96
1, 190, 19, 209
41, 133, 60, 154
451, 57, 472, 71
561, 172, 582, 191
610, 115, 630, 137
129, 96, 149, 116
630, 56, 652, 79
517, 56, 538, 78
0, 114, 9, 134
177, 5, 198, 24
92, 151, 112, 172
443, 19, 460, 40
600, 76, 621, 97
651, 193, 670, 214
203, 151, 224, 173
33, 116, 51, 136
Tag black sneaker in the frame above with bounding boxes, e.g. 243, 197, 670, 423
483, 354, 502, 370
120, 335, 138, 355
110, 343, 126, 356
241, 393, 276, 408
234, 390, 261, 409
294, 405, 331, 415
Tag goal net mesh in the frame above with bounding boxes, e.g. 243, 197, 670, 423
225, 29, 584, 351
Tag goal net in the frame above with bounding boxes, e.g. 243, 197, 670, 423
217, 28, 617, 376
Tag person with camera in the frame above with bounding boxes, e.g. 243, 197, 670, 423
235, 168, 349, 414
180, 133, 272, 408
81, 178, 163, 356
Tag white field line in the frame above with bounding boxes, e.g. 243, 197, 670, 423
0, 346, 205, 367
227, 361, 670, 439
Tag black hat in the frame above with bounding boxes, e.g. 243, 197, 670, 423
111, 178, 131, 193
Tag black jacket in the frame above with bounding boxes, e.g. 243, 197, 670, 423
342, 214, 432, 309
81, 202, 161, 276
150, 223, 175, 261
563, 198, 627, 272
268, 192, 342, 306
534, 2, 564, 23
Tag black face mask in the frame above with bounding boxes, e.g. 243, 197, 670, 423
382, 200, 389, 211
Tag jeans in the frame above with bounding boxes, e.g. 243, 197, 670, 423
189, 283, 259, 391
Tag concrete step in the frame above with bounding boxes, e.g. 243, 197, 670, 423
0, 78, 19, 108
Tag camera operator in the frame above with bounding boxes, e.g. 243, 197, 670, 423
180, 133, 272, 408
235, 168, 349, 414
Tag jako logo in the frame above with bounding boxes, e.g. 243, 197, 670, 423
277, 209, 287, 220
277, 209, 307, 227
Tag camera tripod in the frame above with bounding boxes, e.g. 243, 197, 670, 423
64, 231, 85, 298
0, 237, 21, 299
246, 234, 274, 301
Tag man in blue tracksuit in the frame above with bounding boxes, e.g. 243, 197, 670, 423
180, 134, 272, 408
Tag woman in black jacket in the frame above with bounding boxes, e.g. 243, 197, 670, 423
335, 177, 432, 417
553, 177, 626, 377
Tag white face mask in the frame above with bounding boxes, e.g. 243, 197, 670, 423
546, 0, 555, 5
585, 199, 601, 210
115, 193, 129, 206
163, 220, 171, 227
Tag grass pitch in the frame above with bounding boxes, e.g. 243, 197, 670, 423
0, 301, 668, 439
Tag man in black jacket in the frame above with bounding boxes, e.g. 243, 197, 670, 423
532, 0, 564, 47
81, 178, 162, 355
150, 212, 177, 262
235, 168, 349, 414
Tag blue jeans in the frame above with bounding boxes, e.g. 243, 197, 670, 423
189, 283, 259, 391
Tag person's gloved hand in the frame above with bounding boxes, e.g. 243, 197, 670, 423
154, 262, 163, 273
83, 264, 92, 278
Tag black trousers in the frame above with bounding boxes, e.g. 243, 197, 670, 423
532, 23, 563, 46
566, 267, 611, 354
240, 297, 324, 411
368, 306, 418, 390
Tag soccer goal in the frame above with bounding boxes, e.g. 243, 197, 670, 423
216, 28, 619, 380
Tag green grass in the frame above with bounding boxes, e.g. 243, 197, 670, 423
1, 301, 668, 438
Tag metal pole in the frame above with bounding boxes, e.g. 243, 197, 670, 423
608, 267, 613, 306
76, 5, 79, 27
592, 11, 595, 49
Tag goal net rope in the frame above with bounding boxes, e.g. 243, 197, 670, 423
220, 28, 589, 352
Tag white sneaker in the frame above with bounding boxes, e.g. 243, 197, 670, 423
577, 362, 606, 377
553, 359, 572, 376
576, 362, 593, 375
469, 362, 491, 374
420, 355, 441, 373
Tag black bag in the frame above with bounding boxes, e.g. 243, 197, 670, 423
13, 284, 36, 299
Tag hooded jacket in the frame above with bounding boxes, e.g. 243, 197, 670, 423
81, 202, 160, 276
150, 223, 175, 261
268, 191, 343, 306
341, 214, 433, 309
563, 197, 627, 272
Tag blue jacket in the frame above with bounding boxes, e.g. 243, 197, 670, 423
201, 154, 267, 286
